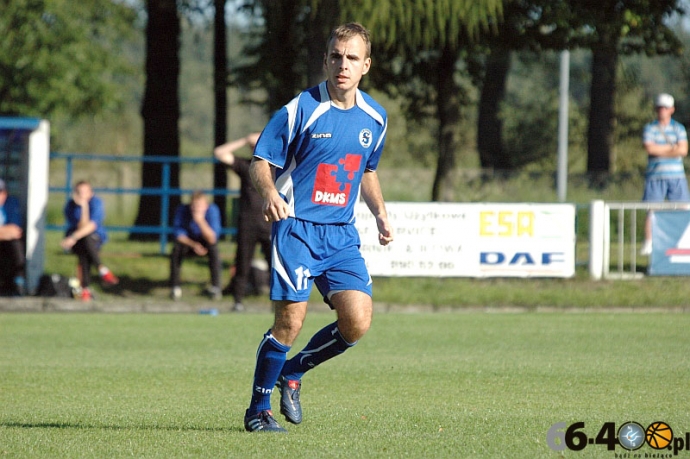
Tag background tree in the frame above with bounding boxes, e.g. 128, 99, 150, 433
213, 0, 228, 226
473, 0, 576, 170
338, 0, 503, 201
0, 0, 136, 117
232, 0, 336, 113
571, 1, 684, 174
132, 0, 181, 239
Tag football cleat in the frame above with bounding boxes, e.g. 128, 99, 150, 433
100, 270, 119, 286
277, 375, 302, 424
244, 409, 287, 433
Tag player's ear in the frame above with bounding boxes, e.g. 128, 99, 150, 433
362, 57, 371, 75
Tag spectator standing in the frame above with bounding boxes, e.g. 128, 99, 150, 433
0, 178, 26, 296
640, 93, 689, 255
169, 190, 222, 300
214, 133, 272, 311
242, 22, 394, 433
60, 180, 119, 302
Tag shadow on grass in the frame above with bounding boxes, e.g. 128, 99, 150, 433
95, 252, 228, 297
1, 420, 244, 433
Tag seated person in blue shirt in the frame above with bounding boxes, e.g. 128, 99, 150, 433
60, 180, 119, 302
169, 190, 222, 300
0, 178, 26, 296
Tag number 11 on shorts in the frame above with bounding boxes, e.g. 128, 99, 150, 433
295, 266, 311, 291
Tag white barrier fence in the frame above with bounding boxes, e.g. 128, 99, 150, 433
588, 200, 690, 280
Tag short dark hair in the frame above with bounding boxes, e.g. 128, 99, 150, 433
327, 22, 371, 58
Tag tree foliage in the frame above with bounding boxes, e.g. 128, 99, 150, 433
333, 0, 503, 200
0, 0, 137, 117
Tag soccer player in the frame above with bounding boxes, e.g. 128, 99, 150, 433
243, 22, 394, 433
60, 180, 119, 301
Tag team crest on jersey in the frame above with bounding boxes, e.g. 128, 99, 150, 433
311, 154, 363, 207
359, 129, 372, 148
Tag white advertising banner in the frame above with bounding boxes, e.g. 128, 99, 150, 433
354, 202, 575, 278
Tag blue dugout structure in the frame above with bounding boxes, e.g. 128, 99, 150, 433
47, 152, 239, 254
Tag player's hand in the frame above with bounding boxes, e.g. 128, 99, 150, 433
60, 235, 76, 250
262, 191, 289, 222
193, 242, 208, 256
376, 216, 393, 246
1, 223, 22, 241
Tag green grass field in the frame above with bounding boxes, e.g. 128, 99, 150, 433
2, 312, 689, 458
39, 231, 690, 308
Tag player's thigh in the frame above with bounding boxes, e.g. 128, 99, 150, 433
313, 245, 372, 300
269, 220, 319, 302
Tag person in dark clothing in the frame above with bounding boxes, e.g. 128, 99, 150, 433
169, 190, 223, 301
0, 178, 26, 296
214, 133, 272, 311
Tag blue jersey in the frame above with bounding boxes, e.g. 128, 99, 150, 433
643, 119, 688, 180
254, 82, 387, 224
172, 203, 222, 243
0, 195, 21, 227
64, 195, 108, 243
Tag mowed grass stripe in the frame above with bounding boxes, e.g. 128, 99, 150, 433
1, 312, 688, 458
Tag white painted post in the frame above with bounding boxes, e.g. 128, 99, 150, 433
589, 200, 605, 280
26, 120, 50, 294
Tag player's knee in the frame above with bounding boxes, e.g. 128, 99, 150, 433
339, 312, 371, 343
272, 301, 307, 345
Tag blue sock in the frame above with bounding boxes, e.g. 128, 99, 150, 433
281, 321, 354, 381
248, 330, 291, 414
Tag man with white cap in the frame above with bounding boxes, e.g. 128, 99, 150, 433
0, 178, 26, 296
640, 93, 689, 256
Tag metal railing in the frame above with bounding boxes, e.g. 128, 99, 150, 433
589, 200, 690, 279
47, 152, 239, 254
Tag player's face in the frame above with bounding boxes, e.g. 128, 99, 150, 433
74, 184, 93, 203
324, 35, 371, 96
191, 197, 209, 213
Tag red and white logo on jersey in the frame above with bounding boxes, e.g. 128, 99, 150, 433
311, 154, 362, 207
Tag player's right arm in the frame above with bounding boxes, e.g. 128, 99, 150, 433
249, 157, 289, 222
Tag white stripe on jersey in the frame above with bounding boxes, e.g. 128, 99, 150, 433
302, 84, 331, 132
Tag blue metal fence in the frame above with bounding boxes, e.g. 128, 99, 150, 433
47, 152, 239, 254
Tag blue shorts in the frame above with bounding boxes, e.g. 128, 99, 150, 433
269, 218, 372, 305
643, 178, 690, 202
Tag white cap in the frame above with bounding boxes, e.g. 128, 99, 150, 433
655, 93, 674, 108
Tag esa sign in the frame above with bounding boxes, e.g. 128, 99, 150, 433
355, 202, 575, 278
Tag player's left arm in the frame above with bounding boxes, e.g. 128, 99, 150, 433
361, 170, 393, 246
